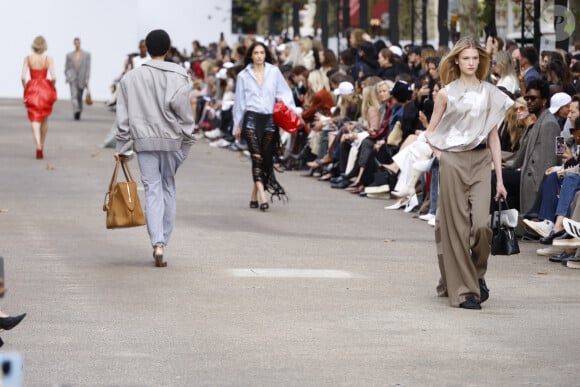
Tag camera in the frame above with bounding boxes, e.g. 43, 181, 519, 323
556, 136, 565, 156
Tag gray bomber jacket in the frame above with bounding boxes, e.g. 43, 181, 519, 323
115, 60, 195, 155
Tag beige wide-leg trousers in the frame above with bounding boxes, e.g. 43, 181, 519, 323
435, 148, 492, 307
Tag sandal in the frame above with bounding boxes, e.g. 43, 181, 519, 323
153, 246, 167, 267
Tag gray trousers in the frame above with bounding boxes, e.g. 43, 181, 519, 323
137, 150, 186, 248
69, 83, 83, 114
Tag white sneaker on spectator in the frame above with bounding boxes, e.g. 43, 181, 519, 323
419, 213, 435, 222
204, 128, 223, 140
536, 246, 564, 256
567, 259, 580, 269
209, 138, 231, 148
522, 219, 553, 238
428, 217, 436, 227
563, 218, 580, 239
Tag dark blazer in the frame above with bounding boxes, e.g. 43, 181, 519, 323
510, 109, 560, 212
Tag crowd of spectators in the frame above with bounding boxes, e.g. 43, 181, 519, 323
109, 29, 580, 269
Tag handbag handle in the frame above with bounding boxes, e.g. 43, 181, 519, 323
107, 155, 134, 192
103, 155, 136, 212
494, 196, 508, 231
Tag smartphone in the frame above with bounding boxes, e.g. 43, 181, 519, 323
556, 136, 565, 156
515, 59, 520, 74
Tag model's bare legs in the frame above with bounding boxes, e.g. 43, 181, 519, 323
31, 121, 42, 150
40, 119, 48, 148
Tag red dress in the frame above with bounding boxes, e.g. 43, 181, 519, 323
23, 56, 57, 122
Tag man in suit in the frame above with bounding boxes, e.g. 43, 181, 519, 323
65, 37, 91, 120
508, 79, 561, 214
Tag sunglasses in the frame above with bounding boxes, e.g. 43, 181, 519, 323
523, 95, 538, 102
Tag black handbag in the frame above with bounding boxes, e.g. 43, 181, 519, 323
491, 199, 520, 256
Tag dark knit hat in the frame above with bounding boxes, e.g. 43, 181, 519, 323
145, 29, 171, 56
390, 80, 412, 103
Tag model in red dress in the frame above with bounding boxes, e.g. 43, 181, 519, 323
21, 36, 57, 159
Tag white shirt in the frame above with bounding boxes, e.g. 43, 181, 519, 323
233, 62, 295, 130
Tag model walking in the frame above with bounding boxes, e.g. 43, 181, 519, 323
425, 37, 513, 309
21, 35, 57, 159
233, 42, 296, 211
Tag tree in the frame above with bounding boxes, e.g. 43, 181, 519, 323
458, 0, 481, 39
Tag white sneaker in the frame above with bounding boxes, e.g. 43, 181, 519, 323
204, 128, 223, 140
209, 138, 231, 148
522, 219, 553, 238
536, 246, 564, 256
567, 259, 580, 269
365, 184, 390, 194
419, 213, 436, 222
428, 217, 436, 227
563, 218, 580, 239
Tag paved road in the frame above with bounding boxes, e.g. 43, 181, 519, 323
1, 99, 579, 386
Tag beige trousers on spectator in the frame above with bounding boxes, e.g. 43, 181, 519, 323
435, 148, 492, 307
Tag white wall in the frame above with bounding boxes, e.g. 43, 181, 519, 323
1, 0, 233, 101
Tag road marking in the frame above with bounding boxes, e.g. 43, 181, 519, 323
229, 268, 354, 278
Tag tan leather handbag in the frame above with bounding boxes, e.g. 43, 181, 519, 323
387, 121, 403, 147
103, 155, 146, 229
85, 88, 93, 105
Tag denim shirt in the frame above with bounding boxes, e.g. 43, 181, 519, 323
233, 62, 295, 131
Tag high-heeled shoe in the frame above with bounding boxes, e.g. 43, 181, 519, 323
390, 187, 415, 198
384, 198, 409, 210
153, 246, 167, 267
249, 200, 259, 209
36, 148, 43, 160
0, 313, 26, 331
259, 202, 269, 211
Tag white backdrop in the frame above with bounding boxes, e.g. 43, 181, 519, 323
1, 0, 233, 101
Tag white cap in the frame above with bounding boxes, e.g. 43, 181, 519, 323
276, 43, 286, 52
389, 45, 403, 57
333, 81, 354, 96
222, 61, 234, 69
549, 92, 572, 114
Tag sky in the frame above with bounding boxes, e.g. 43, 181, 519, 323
1, 0, 232, 100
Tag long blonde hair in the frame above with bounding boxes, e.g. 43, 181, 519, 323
439, 36, 490, 86
361, 85, 380, 118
